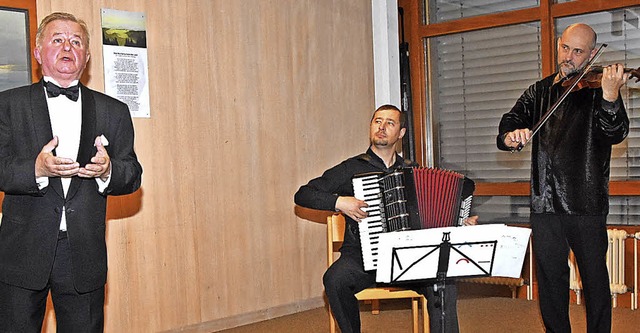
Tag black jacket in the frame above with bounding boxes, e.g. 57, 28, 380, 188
0, 81, 143, 292
294, 148, 415, 254
497, 73, 628, 215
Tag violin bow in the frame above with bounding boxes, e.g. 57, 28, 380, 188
514, 43, 608, 152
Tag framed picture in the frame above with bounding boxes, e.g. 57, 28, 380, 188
0, 1, 37, 92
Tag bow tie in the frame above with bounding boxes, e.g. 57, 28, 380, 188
44, 81, 80, 102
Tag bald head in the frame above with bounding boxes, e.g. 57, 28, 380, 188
562, 23, 597, 50
557, 23, 598, 77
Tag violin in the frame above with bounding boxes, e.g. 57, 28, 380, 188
561, 65, 640, 92
514, 44, 636, 152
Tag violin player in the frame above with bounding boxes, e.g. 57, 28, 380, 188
497, 23, 631, 332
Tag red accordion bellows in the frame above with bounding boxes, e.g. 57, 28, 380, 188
412, 167, 467, 229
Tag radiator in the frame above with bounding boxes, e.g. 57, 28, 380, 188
569, 229, 638, 310
608, 229, 630, 308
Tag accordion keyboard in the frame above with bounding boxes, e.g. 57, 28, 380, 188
352, 173, 384, 271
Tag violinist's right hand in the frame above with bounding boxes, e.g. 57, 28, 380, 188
335, 196, 368, 222
503, 129, 532, 149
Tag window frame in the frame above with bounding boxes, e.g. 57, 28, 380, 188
0, 0, 37, 208
0, 0, 38, 83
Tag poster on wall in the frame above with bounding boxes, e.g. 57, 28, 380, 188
101, 8, 150, 118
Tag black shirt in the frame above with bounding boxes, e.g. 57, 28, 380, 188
497, 73, 628, 215
294, 147, 416, 253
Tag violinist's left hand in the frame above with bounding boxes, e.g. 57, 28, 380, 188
601, 63, 629, 102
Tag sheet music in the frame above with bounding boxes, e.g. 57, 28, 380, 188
375, 224, 531, 283
492, 225, 532, 277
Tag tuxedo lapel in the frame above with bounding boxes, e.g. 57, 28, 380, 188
66, 85, 97, 200
30, 81, 55, 152
30, 80, 64, 198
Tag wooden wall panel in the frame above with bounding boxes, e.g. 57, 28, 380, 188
32, 0, 374, 331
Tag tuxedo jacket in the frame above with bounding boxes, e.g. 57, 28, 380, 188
0, 80, 142, 293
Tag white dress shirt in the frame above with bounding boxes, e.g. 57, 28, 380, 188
37, 77, 110, 231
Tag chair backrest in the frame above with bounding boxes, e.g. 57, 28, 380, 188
326, 213, 346, 267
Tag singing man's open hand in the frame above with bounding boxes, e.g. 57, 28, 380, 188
35, 136, 80, 178
78, 135, 111, 181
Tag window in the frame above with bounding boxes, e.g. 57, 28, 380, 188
0, 0, 38, 86
409, 0, 640, 225
429, 23, 542, 223
0, 8, 31, 91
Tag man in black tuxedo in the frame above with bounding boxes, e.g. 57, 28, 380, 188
0, 12, 142, 332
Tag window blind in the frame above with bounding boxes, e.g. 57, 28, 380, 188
429, 23, 541, 224
428, 0, 539, 23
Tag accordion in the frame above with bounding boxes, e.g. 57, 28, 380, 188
352, 167, 475, 271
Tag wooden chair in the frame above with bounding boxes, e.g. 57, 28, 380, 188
326, 213, 428, 333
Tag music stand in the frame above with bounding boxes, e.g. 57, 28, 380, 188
432, 231, 491, 333
377, 224, 530, 283
375, 224, 530, 332
384, 235, 496, 283
378, 228, 498, 333
396, 232, 494, 333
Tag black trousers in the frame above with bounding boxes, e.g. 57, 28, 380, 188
324, 224, 459, 333
531, 214, 611, 333
0, 231, 105, 333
